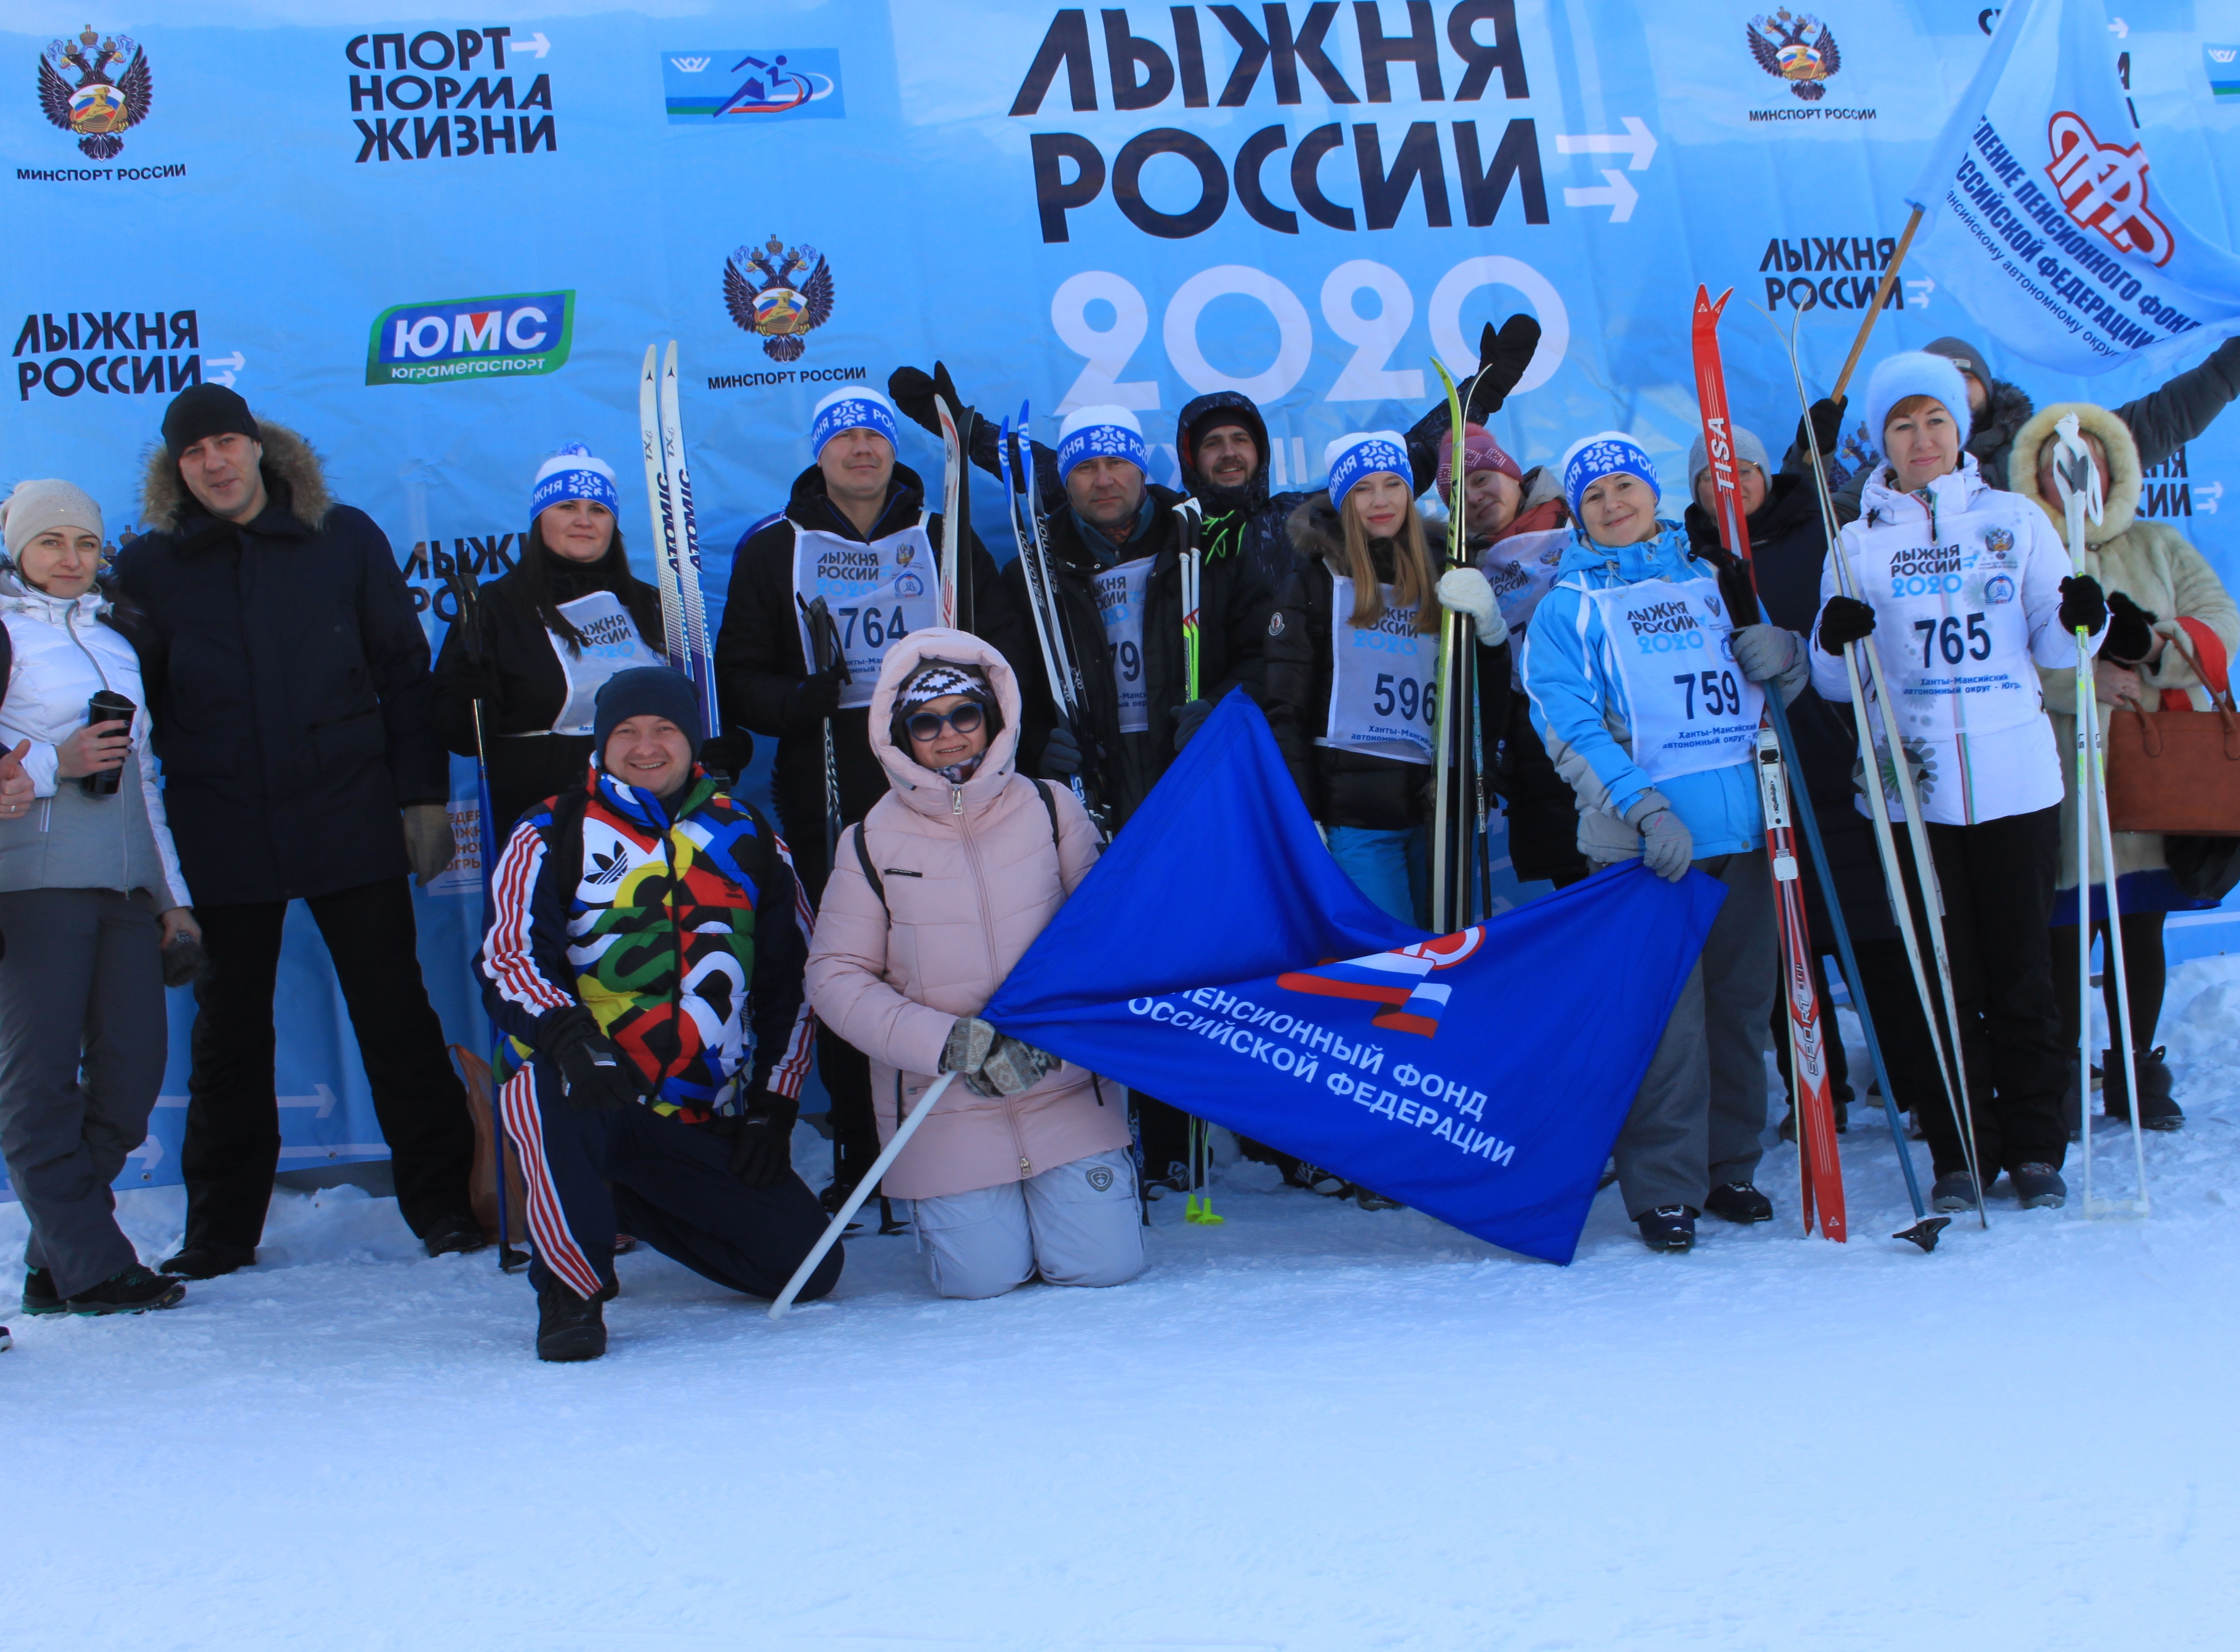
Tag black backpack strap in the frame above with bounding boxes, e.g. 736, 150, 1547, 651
1035, 778, 1061, 850
852, 820, 885, 912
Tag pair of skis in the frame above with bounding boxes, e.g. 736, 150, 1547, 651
638, 342, 722, 743
1726, 290, 1966, 1248
2050, 416, 2152, 1216
1428, 360, 1489, 934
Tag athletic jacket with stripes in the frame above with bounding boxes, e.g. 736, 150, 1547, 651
478, 764, 815, 1119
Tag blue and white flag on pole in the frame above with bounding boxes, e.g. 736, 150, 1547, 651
984, 693, 1724, 1265
1905, 0, 2240, 375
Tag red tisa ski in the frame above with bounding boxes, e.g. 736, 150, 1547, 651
1689, 285, 1846, 1243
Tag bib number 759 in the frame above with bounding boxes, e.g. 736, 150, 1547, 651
1672, 669, 1742, 719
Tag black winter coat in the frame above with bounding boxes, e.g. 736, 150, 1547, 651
1265, 499, 1508, 832
116, 423, 446, 907
1174, 391, 1313, 603
429, 543, 667, 839
1002, 482, 1272, 828
713, 462, 1028, 887
1683, 473, 1891, 945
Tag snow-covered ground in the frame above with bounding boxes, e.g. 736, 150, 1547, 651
10, 958, 2240, 1651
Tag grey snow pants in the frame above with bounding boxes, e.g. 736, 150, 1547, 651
909, 1147, 1146, 1301
0, 888, 168, 1296
1608, 850, 1777, 1220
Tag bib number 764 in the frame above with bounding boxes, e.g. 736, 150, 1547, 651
1912, 612, 1991, 667
1672, 669, 1742, 719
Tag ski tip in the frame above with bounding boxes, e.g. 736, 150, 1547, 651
641, 342, 658, 374
1894, 1216, 1950, 1253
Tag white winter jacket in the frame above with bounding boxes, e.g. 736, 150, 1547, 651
0, 571, 190, 908
1811, 456, 2103, 827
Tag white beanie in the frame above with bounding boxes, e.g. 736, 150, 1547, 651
1863, 351, 1974, 453
1, 479, 103, 560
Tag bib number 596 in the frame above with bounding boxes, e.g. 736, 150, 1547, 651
1375, 672, 1437, 726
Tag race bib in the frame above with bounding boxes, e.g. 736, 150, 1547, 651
1317, 577, 1435, 765
1479, 527, 1569, 634
547, 591, 668, 735
794, 520, 941, 710
1850, 512, 2039, 741
1588, 575, 1763, 782
1095, 557, 1156, 734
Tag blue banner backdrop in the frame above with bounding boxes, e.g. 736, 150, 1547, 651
2, 0, 2236, 1191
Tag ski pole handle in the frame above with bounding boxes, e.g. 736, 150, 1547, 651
769, 1070, 961, 1320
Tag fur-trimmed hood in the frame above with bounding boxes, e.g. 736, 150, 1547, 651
2008, 401, 2143, 547
138, 420, 333, 533
1284, 494, 1347, 566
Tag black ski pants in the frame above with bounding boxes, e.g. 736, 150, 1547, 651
2052, 911, 2168, 1053
788, 827, 881, 1187
506, 1065, 840, 1304
1854, 805, 2068, 1180
181, 877, 475, 1253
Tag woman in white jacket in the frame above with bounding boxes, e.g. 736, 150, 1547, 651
1809, 353, 2109, 1212
0, 480, 198, 1316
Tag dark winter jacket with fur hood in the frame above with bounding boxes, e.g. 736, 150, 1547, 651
116, 421, 447, 905
1265, 498, 1508, 833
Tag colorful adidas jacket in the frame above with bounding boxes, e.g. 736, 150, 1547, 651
479, 763, 816, 1118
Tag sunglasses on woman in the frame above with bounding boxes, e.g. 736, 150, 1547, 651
905, 703, 985, 742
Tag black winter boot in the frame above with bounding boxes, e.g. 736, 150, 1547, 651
66, 1265, 185, 1315
1635, 1206, 1697, 1252
2010, 1162, 2068, 1209
1930, 1171, 1982, 1212
22, 1267, 63, 1316
535, 1275, 607, 1362
2103, 1048, 2183, 1132
422, 1212, 488, 1258
1704, 1182, 1774, 1224
159, 1243, 254, 1280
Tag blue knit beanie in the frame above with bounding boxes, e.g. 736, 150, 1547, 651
593, 667, 703, 766
1056, 405, 1148, 481
1559, 431, 1659, 517
1863, 351, 1974, 454
531, 444, 618, 519
810, 387, 899, 459
1322, 430, 1411, 513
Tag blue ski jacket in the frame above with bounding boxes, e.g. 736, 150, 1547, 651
1520, 521, 1765, 864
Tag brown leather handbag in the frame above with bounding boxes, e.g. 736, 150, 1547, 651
2103, 618, 2240, 834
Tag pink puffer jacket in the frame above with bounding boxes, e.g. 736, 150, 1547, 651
804, 628, 1125, 1200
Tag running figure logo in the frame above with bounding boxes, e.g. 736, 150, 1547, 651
38, 25, 150, 159
1277, 929, 1485, 1040
723, 236, 835, 363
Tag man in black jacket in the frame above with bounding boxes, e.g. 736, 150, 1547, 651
117, 384, 479, 1277
713, 386, 1028, 1209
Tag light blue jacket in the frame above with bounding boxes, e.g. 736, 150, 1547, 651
1519, 522, 1766, 862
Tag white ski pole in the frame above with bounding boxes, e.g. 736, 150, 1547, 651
769, 1071, 961, 1320
2050, 415, 2148, 1215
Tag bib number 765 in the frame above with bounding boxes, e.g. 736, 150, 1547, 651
1672, 670, 1742, 719
1912, 612, 1991, 667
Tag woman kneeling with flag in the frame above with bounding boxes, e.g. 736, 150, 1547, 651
805, 631, 1144, 1299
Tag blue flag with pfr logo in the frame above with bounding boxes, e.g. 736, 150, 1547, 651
984, 693, 1725, 1264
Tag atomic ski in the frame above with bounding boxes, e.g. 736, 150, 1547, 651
639, 340, 721, 740
931, 361, 975, 636
1690, 286, 1846, 1242
999, 404, 1105, 835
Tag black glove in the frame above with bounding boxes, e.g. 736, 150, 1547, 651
1039, 723, 1082, 780
1170, 698, 1212, 751
788, 667, 844, 727
1797, 395, 1848, 460
1465, 314, 1541, 420
1818, 595, 1877, 654
698, 730, 754, 783
886, 365, 941, 435
161, 933, 210, 989
2103, 591, 2156, 663
545, 1007, 639, 1113
449, 657, 503, 707
724, 1105, 796, 1189
2059, 574, 2109, 637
